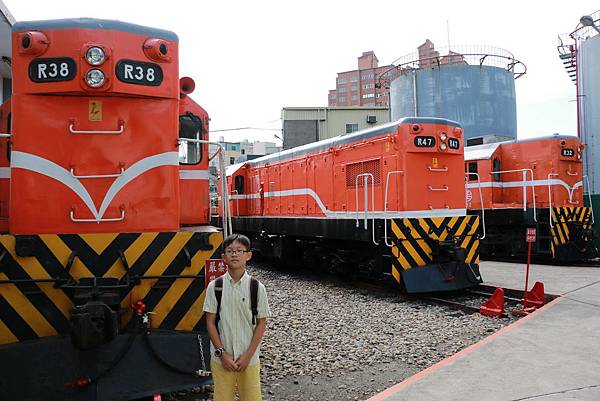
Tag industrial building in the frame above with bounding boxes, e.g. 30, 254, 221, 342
281, 106, 389, 149
328, 51, 400, 107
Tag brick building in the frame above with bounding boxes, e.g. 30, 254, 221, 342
328, 51, 400, 107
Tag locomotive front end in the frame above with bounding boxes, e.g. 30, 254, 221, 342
387, 119, 481, 292
0, 19, 221, 401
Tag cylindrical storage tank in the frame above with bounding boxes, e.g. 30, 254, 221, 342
579, 33, 600, 196
390, 65, 517, 141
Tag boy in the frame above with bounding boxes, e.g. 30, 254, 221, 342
203, 234, 271, 401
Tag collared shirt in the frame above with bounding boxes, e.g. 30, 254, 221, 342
203, 271, 271, 366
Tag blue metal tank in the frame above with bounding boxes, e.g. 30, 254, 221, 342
387, 45, 524, 142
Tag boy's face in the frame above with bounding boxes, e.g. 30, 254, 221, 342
222, 240, 252, 271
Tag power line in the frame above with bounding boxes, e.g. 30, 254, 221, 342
210, 127, 282, 133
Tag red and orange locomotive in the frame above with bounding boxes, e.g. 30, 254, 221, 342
0, 18, 220, 401
465, 135, 596, 262
222, 118, 482, 293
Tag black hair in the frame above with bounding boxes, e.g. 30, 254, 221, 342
223, 234, 251, 251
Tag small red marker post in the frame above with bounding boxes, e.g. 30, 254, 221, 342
524, 227, 536, 300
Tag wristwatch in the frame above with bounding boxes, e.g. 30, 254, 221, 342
214, 347, 225, 358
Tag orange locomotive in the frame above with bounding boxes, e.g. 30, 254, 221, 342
222, 118, 482, 292
0, 18, 222, 401
465, 135, 597, 262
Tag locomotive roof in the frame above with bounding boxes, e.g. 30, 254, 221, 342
464, 134, 578, 161
12, 18, 178, 42
239, 117, 460, 170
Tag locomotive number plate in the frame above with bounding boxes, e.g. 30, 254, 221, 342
448, 138, 460, 149
561, 148, 575, 157
28, 57, 77, 83
414, 136, 436, 147
115, 60, 163, 86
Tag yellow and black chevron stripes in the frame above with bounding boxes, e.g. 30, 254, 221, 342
550, 207, 593, 257
389, 216, 480, 281
0, 231, 223, 346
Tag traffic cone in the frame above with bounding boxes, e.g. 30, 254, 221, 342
523, 281, 545, 308
480, 287, 505, 317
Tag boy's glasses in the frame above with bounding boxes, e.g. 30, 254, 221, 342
224, 249, 249, 256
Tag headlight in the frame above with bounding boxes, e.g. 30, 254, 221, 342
440, 143, 448, 151
85, 69, 106, 88
86, 47, 106, 66
440, 132, 447, 141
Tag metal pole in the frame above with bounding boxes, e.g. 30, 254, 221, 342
524, 240, 531, 303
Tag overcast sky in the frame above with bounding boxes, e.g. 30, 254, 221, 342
4, 1, 598, 144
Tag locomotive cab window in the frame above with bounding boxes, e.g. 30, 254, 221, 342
234, 175, 244, 194
178, 113, 202, 165
468, 162, 478, 181
492, 157, 501, 182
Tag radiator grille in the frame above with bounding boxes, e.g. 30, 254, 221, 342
345, 159, 381, 188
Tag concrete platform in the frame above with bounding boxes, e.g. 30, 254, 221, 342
368, 260, 600, 401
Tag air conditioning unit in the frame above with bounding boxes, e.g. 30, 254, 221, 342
366, 115, 377, 124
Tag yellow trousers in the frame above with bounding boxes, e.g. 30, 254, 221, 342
211, 360, 263, 401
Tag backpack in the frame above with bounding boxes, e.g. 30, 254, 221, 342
214, 276, 259, 327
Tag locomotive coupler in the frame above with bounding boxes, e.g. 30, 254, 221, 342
432, 239, 467, 264
70, 277, 121, 350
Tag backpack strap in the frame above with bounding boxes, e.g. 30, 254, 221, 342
250, 277, 259, 325
214, 277, 223, 329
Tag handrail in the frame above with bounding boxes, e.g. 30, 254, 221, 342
69, 120, 125, 135
0, 133, 10, 138
465, 172, 486, 239
428, 166, 448, 172
567, 171, 578, 176
428, 185, 448, 191
491, 168, 537, 222
180, 138, 231, 237
70, 167, 124, 179
547, 173, 559, 228
584, 175, 595, 224
383, 170, 404, 247
354, 173, 379, 245
70, 209, 125, 223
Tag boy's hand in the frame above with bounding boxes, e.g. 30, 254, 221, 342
235, 352, 251, 371
221, 352, 239, 371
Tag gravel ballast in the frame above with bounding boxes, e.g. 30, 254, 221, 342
173, 262, 516, 401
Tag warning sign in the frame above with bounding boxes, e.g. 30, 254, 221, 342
526, 228, 536, 243
205, 259, 227, 286
89, 100, 102, 121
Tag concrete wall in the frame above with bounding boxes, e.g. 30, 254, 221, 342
283, 120, 317, 150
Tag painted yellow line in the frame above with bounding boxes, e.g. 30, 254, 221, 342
40, 235, 94, 279
466, 239, 479, 264
104, 232, 160, 279
0, 273, 57, 337
391, 266, 401, 284
78, 233, 119, 255
0, 318, 18, 345
0, 240, 71, 319
175, 232, 224, 330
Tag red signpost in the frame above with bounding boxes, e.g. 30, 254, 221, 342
524, 227, 536, 301
205, 259, 227, 287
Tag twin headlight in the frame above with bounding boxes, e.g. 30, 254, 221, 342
85, 47, 106, 88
